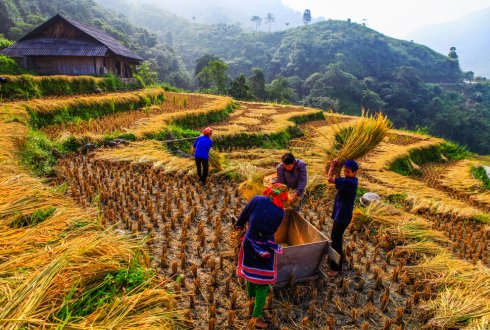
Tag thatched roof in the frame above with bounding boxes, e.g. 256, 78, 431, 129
0, 14, 143, 61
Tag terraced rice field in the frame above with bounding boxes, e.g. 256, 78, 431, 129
1, 83, 490, 329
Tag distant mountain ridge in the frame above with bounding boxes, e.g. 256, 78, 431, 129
122, 0, 322, 31
408, 6, 490, 78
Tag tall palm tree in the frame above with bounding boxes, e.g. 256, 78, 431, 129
251, 16, 261, 33
265, 13, 275, 33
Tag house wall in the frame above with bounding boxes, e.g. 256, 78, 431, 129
29, 56, 134, 77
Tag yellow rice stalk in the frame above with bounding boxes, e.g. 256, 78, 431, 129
404, 254, 474, 279
464, 315, 490, 329
351, 201, 400, 229
75, 289, 178, 329
212, 101, 321, 136
393, 241, 447, 258
422, 285, 490, 329
0, 256, 68, 329
421, 269, 490, 328
383, 219, 450, 245
305, 173, 326, 193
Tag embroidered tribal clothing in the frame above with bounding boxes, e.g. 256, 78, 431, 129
235, 195, 284, 284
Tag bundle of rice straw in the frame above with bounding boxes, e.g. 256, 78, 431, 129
328, 111, 392, 169
208, 150, 225, 171
237, 164, 273, 201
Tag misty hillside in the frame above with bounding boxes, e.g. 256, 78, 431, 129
408, 6, 490, 78
101, 0, 316, 31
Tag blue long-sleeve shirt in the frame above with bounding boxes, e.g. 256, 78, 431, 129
193, 135, 213, 159
332, 177, 358, 224
276, 159, 307, 197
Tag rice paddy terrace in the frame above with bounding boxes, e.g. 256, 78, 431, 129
1, 77, 490, 329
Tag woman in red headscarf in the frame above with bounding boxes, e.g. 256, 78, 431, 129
192, 127, 213, 185
234, 183, 289, 328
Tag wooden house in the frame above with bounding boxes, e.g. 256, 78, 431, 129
0, 14, 143, 77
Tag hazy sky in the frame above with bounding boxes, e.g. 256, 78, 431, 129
282, 0, 490, 38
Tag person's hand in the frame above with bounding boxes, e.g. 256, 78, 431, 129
330, 159, 339, 167
289, 192, 299, 204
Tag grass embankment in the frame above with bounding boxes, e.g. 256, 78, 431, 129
388, 141, 470, 176
0, 74, 142, 101
26, 88, 165, 129
0, 97, 180, 328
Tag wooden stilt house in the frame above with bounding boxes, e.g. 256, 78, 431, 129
0, 14, 143, 77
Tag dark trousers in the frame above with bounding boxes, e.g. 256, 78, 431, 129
195, 157, 209, 184
329, 221, 349, 271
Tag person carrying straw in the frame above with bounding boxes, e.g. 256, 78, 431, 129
326, 159, 359, 277
235, 183, 289, 328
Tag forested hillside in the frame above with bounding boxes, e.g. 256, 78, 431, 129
99, 0, 460, 83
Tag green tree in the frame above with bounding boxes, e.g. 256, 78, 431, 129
448, 46, 458, 59
361, 90, 386, 111
0, 34, 14, 50
135, 60, 159, 86
266, 75, 296, 103
265, 13, 275, 33
197, 60, 229, 94
194, 54, 219, 76
303, 9, 311, 25
249, 68, 267, 100
251, 16, 261, 33
229, 74, 252, 100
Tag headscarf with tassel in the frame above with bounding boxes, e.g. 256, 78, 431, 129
263, 183, 289, 209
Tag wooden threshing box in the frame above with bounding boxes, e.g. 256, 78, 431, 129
274, 209, 333, 286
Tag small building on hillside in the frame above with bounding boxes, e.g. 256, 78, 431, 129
0, 14, 142, 77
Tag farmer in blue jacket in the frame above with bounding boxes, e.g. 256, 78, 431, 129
192, 127, 213, 185
327, 159, 359, 277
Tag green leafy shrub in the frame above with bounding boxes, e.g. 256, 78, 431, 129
20, 130, 64, 177
57, 257, 154, 319
10, 206, 56, 228
471, 166, 490, 190
0, 55, 25, 74
0, 74, 39, 100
